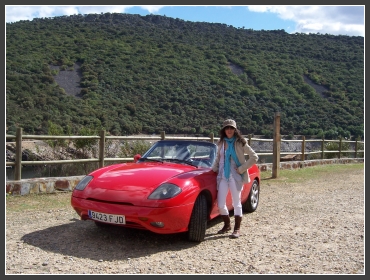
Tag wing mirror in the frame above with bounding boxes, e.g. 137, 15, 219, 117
134, 154, 141, 163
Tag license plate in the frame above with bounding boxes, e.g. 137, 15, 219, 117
88, 210, 126, 225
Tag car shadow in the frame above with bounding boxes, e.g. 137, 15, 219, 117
20, 216, 227, 261
20, 218, 201, 261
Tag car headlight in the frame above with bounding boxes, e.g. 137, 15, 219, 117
74, 175, 93, 191
148, 183, 182, 200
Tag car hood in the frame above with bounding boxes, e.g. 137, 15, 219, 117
94, 162, 193, 188
80, 162, 196, 203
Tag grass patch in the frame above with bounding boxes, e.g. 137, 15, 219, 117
260, 163, 364, 183
6, 192, 72, 213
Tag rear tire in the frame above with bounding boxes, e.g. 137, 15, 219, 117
187, 194, 208, 242
242, 179, 259, 213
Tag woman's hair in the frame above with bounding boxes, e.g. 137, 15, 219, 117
218, 127, 246, 146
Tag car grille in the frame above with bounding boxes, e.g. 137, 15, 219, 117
86, 197, 134, 206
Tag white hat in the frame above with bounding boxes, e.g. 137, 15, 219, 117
222, 119, 237, 130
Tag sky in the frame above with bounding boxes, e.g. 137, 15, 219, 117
5, 5, 365, 37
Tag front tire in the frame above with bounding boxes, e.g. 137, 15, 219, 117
187, 194, 208, 242
242, 179, 259, 213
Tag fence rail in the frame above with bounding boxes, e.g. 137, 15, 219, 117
6, 127, 364, 181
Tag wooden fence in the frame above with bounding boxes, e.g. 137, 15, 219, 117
6, 130, 364, 181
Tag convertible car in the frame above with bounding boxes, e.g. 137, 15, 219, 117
71, 140, 260, 242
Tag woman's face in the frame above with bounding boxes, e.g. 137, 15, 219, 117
224, 126, 235, 138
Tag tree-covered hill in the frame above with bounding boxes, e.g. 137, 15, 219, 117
6, 13, 364, 139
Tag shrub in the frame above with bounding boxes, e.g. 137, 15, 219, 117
324, 140, 350, 159
120, 140, 152, 157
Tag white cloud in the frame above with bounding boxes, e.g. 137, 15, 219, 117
5, 5, 364, 37
6, 6, 79, 22
5, 5, 166, 23
138, 5, 166, 13
247, 5, 364, 36
76, 6, 133, 15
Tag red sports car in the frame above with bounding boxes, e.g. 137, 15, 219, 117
71, 140, 260, 242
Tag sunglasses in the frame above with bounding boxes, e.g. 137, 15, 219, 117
224, 126, 235, 130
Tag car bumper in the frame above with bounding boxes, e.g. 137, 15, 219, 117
71, 196, 194, 234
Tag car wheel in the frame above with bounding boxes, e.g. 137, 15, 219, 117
187, 194, 208, 242
242, 179, 259, 213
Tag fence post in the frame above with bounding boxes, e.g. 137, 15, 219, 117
321, 137, 325, 160
99, 130, 105, 168
338, 137, 342, 159
14, 127, 23, 180
355, 137, 359, 158
209, 132, 214, 143
161, 131, 165, 140
272, 112, 281, 178
301, 136, 305, 161
248, 134, 252, 146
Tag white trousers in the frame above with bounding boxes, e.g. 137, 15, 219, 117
217, 175, 242, 217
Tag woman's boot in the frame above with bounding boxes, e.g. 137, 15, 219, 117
230, 216, 242, 238
217, 215, 231, 234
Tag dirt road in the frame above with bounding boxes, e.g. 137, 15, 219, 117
6, 164, 364, 274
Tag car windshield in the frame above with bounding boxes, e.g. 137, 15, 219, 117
138, 140, 217, 168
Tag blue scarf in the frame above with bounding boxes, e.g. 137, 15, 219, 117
224, 136, 241, 179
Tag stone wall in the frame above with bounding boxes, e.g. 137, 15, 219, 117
6, 158, 364, 196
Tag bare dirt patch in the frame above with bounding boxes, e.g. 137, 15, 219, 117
50, 62, 82, 96
6, 165, 364, 274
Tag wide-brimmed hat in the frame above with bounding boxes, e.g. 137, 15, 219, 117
222, 119, 237, 130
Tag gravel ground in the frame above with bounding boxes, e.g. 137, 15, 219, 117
6, 165, 364, 275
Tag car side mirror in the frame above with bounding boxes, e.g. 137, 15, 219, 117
134, 154, 141, 163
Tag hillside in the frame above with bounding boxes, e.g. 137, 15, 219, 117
6, 13, 364, 139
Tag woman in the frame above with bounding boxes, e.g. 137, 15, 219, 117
212, 119, 259, 238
